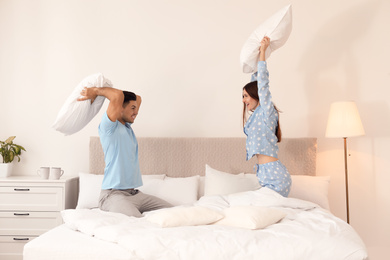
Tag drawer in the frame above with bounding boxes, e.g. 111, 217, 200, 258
0, 235, 36, 260
0, 187, 63, 211
0, 212, 62, 236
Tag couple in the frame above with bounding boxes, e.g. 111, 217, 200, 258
78, 37, 291, 217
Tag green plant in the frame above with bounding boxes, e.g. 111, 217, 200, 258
0, 136, 26, 163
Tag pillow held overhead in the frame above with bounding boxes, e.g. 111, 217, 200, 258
240, 4, 292, 73
52, 73, 112, 135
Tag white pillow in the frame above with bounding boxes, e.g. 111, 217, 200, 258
204, 165, 260, 196
52, 73, 112, 135
289, 175, 331, 210
76, 173, 104, 209
141, 174, 167, 181
76, 173, 166, 209
138, 176, 200, 206
240, 4, 292, 73
198, 176, 205, 199
147, 206, 224, 228
214, 206, 286, 230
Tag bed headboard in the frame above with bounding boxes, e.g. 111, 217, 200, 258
89, 137, 317, 177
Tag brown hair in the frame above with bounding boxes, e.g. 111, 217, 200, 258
242, 81, 282, 142
123, 91, 137, 107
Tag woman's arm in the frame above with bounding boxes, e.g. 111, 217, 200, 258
256, 37, 274, 115
250, 36, 270, 82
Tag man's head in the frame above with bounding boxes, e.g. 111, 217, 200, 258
123, 91, 137, 106
122, 91, 139, 124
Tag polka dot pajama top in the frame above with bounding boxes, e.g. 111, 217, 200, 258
244, 61, 291, 197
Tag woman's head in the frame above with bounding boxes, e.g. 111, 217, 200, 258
242, 81, 259, 112
242, 81, 282, 142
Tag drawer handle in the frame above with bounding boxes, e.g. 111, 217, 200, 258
14, 213, 30, 216
14, 188, 30, 191
13, 238, 30, 241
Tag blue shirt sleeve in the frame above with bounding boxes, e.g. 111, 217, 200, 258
99, 112, 118, 136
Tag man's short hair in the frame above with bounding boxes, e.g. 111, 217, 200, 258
123, 91, 137, 106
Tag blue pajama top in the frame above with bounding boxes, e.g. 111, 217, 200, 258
244, 61, 279, 160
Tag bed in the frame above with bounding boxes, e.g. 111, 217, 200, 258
23, 137, 368, 260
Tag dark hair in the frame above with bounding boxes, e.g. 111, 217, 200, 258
242, 81, 282, 142
123, 91, 137, 107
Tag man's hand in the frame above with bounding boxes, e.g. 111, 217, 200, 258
77, 87, 97, 104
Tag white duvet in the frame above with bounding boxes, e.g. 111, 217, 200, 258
61, 188, 368, 260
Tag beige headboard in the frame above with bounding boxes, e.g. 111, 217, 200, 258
90, 137, 317, 177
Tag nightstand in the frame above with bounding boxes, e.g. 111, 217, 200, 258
0, 176, 79, 260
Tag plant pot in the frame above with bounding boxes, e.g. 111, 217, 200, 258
0, 163, 13, 177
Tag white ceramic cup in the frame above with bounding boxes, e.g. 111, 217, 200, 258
37, 167, 50, 179
50, 167, 64, 180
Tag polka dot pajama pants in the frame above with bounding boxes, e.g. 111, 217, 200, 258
255, 160, 292, 197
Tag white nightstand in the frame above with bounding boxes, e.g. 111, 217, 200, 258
0, 176, 79, 260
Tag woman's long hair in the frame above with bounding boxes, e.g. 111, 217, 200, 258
242, 81, 282, 142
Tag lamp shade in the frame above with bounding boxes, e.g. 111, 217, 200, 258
325, 101, 365, 138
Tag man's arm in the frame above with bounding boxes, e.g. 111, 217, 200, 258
78, 87, 124, 122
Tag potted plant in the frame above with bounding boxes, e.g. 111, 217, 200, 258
0, 136, 26, 177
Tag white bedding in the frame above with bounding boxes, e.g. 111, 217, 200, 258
23, 225, 132, 260
26, 188, 368, 260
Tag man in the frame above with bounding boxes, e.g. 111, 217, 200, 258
78, 86, 172, 217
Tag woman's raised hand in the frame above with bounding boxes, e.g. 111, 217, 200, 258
259, 36, 270, 61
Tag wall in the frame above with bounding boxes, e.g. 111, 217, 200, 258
1, 0, 389, 258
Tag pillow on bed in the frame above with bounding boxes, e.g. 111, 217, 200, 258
214, 206, 286, 230
138, 176, 200, 206
147, 206, 224, 228
142, 174, 167, 181
240, 4, 292, 73
76, 173, 166, 209
204, 165, 260, 196
289, 175, 331, 210
76, 173, 104, 209
52, 73, 112, 135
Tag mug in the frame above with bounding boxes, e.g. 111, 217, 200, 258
37, 167, 50, 179
50, 167, 64, 180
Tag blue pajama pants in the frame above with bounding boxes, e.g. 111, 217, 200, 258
255, 160, 292, 197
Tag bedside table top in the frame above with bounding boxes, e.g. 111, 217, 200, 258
0, 175, 78, 184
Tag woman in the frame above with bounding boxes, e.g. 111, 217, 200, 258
242, 36, 291, 197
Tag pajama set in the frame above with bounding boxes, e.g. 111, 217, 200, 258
244, 61, 291, 197
98, 112, 171, 217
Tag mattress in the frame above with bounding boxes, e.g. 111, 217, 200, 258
24, 188, 368, 260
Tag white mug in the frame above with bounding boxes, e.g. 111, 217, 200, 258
37, 167, 50, 179
50, 167, 64, 180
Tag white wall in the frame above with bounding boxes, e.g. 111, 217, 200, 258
1, 0, 389, 258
